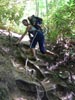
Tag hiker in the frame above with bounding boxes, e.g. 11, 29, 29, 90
16, 19, 57, 60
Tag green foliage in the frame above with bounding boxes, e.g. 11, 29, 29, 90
44, 0, 75, 42
0, 0, 75, 40
0, 0, 26, 33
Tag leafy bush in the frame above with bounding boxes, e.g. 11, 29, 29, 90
0, 0, 26, 33
44, 0, 75, 42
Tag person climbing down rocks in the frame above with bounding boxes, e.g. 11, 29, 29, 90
16, 17, 58, 61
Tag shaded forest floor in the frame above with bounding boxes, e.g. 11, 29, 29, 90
0, 29, 75, 100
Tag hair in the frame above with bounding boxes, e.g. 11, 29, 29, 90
22, 19, 28, 24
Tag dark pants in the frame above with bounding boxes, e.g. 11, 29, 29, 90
30, 31, 46, 54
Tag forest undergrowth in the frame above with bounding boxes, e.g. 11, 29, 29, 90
0, 30, 75, 100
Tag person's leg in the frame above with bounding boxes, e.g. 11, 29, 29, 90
30, 33, 39, 60
30, 48, 36, 58
38, 32, 46, 54
38, 32, 58, 56
45, 50, 57, 56
30, 48, 40, 60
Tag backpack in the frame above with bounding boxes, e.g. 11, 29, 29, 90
28, 15, 43, 30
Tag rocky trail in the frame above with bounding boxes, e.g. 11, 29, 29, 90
0, 29, 75, 100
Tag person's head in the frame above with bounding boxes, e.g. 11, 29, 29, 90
22, 19, 28, 26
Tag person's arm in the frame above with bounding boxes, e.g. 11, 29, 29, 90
16, 27, 29, 44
